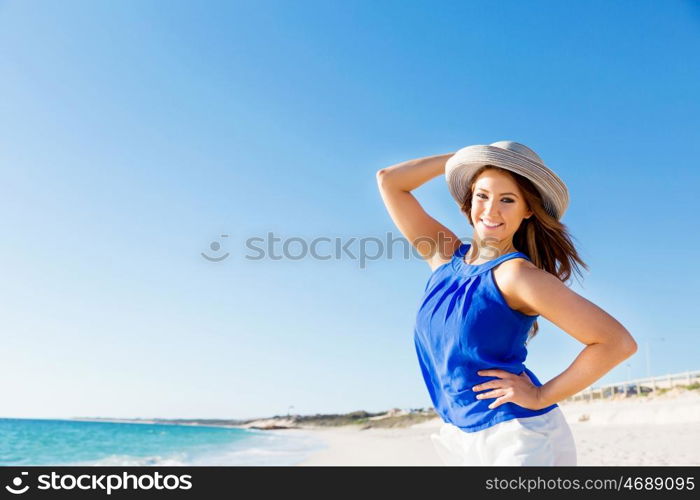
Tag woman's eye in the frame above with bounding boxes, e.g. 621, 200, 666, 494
476, 193, 514, 203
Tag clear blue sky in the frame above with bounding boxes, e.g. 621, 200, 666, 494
1, 0, 699, 420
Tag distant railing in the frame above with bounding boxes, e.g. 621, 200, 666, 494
563, 370, 700, 402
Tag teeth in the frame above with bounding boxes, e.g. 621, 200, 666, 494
481, 219, 502, 228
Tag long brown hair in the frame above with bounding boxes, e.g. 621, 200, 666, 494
459, 165, 588, 345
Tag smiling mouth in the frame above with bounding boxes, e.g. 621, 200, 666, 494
480, 219, 503, 229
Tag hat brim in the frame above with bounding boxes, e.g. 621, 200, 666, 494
445, 144, 569, 219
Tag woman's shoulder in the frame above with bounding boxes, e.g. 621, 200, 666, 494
491, 258, 547, 316
492, 256, 550, 284
498, 255, 539, 272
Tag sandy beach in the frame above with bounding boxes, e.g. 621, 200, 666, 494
296, 390, 700, 466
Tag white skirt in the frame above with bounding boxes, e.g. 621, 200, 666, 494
430, 407, 577, 466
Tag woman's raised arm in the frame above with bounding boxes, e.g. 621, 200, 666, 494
376, 152, 460, 271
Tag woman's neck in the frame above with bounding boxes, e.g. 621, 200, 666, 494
465, 239, 517, 265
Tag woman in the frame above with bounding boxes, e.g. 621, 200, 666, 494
375, 140, 638, 466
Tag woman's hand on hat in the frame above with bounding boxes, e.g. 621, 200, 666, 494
472, 369, 544, 410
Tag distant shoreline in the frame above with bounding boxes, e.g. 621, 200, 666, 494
6, 386, 698, 434
64, 408, 441, 431
69, 417, 250, 430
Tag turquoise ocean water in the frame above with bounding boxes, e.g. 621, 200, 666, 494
0, 419, 327, 466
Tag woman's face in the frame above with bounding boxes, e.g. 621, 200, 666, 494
470, 169, 532, 242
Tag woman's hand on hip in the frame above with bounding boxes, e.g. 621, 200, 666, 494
472, 369, 545, 410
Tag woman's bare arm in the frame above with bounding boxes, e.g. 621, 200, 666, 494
376, 152, 461, 270
498, 262, 638, 407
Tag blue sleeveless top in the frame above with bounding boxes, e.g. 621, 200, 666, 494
413, 241, 558, 433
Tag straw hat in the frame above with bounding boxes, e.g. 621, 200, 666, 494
445, 140, 569, 220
